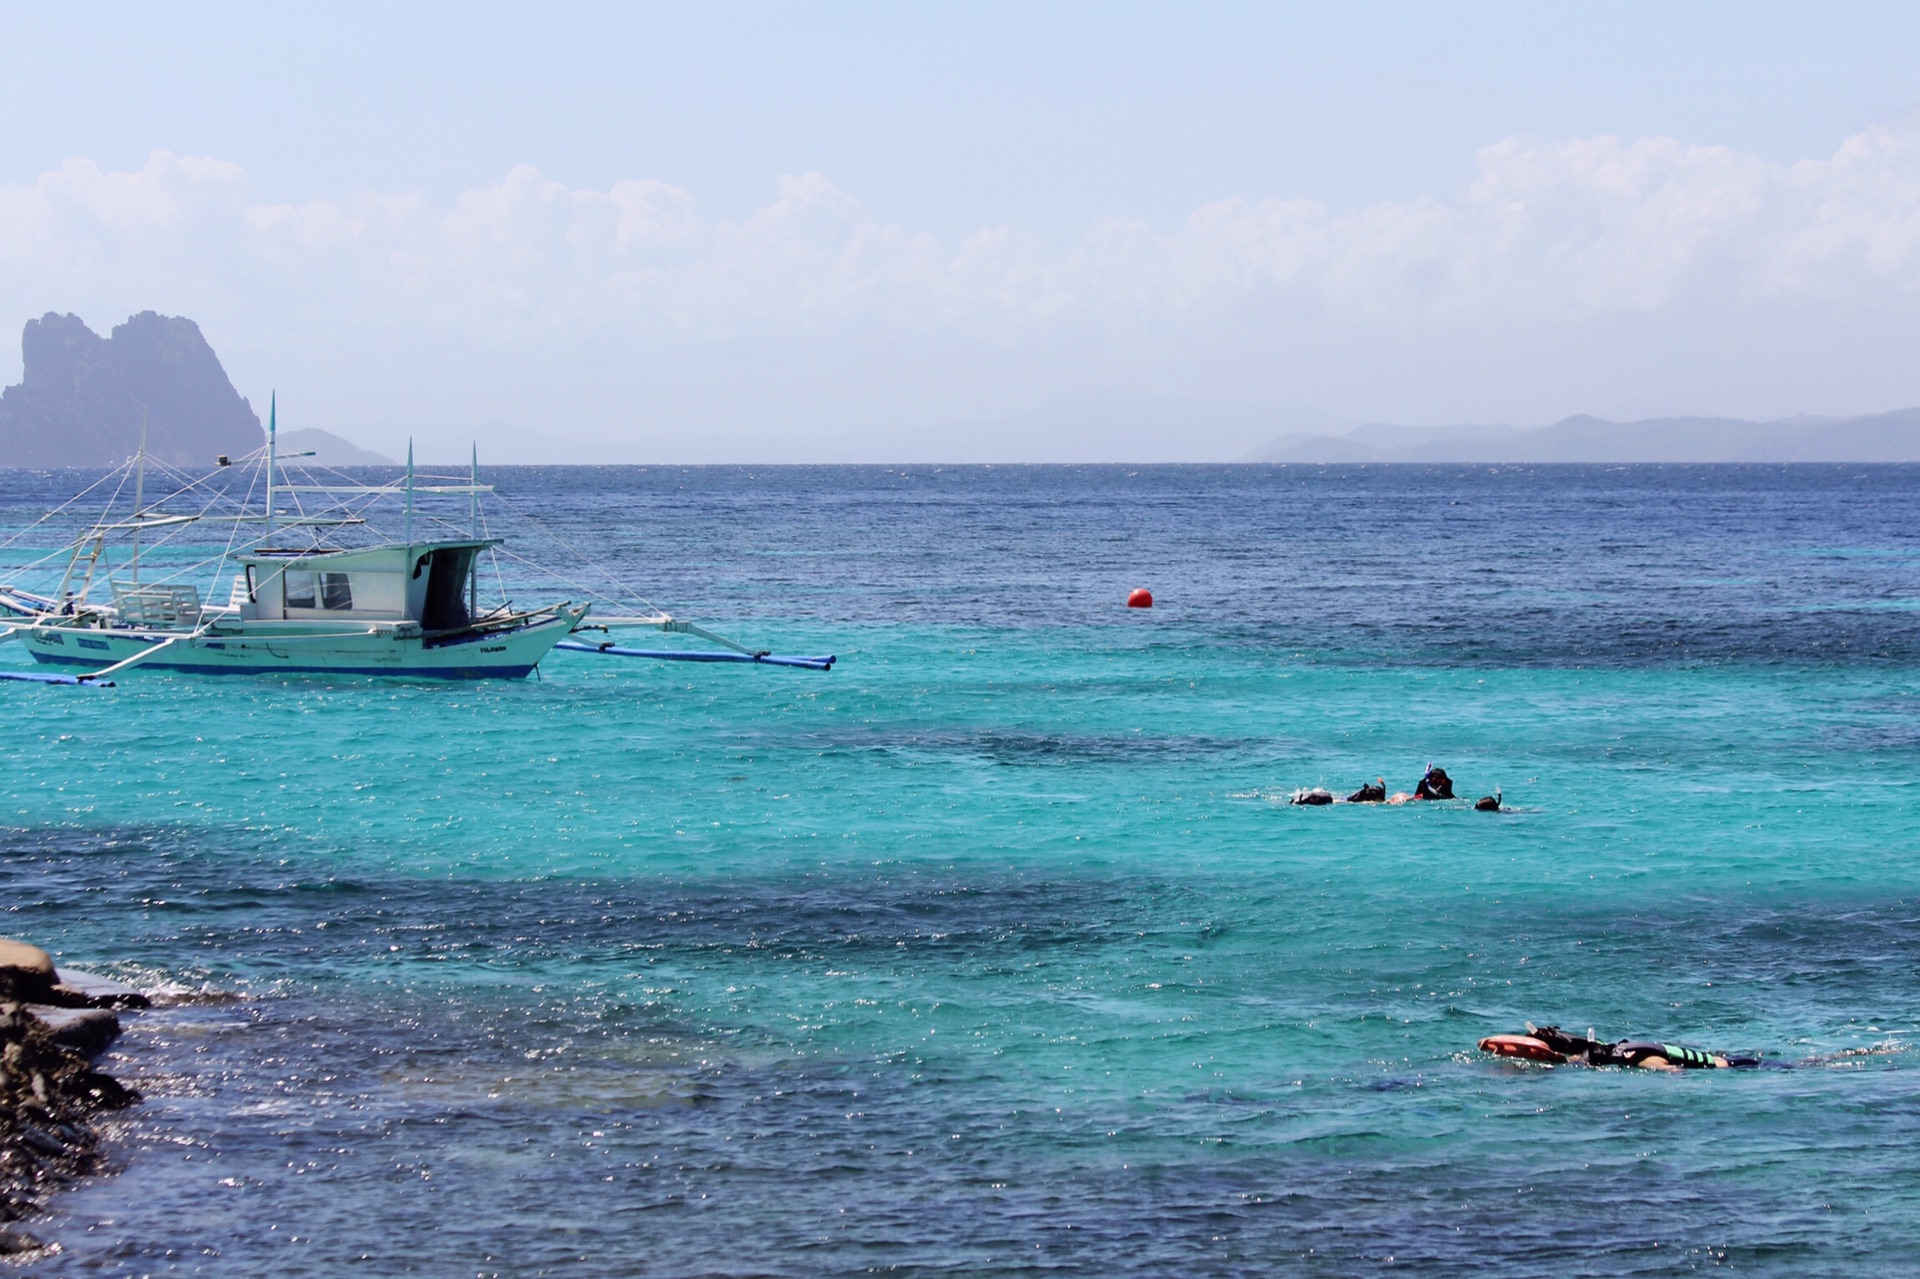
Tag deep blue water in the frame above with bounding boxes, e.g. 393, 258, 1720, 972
2, 464, 1919, 1275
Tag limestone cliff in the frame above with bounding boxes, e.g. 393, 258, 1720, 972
0, 312, 264, 467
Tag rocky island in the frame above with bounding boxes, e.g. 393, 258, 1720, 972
0, 312, 396, 469
0, 312, 265, 468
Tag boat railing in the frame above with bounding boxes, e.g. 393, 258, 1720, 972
109, 582, 204, 631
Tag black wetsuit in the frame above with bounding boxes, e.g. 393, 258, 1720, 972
1531, 1025, 1769, 1069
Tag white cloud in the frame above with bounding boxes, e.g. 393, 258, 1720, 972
1157, 128, 1920, 318
5, 122, 1920, 459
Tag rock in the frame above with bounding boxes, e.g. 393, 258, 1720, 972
2, 998, 141, 1240
25, 1007, 121, 1058
0, 311, 264, 467
0, 941, 55, 1004
46, 969, 150, 1011
1, 949, 146, 1244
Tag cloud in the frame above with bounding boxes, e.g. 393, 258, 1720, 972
0, 152, 248, 273
5, 121, 1920, 459
1145, 127, 1920, 319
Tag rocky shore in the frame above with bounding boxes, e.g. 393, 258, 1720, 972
0, 938, 146, 1258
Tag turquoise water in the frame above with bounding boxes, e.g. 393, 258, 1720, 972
3, 465, 1919, 1274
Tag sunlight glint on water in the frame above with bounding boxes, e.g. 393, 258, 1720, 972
2, 464, 1918, 1275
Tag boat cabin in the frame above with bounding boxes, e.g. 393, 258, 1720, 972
233, 539, 495, 632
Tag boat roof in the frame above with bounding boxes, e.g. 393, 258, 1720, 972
237, 537, 500, 566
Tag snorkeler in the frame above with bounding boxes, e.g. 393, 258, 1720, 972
1480, 1024, 1768, 1069
1295, 769, 1504, 808
1293, 767, 1503, 810
1385, 765, 1454, 803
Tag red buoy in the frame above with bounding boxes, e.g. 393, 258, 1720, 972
1127, 588, 1153, 609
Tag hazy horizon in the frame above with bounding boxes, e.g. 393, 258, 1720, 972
6, 2, 1920, 463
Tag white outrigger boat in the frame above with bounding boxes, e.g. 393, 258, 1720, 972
0, 403, 833, 685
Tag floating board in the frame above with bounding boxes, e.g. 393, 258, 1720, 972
1479, 1034, 1566, 1064
0, 668, 111, 687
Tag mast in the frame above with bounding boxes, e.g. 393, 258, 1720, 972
469, 443, 479, 622
131, 406, 148, 584
404, 439, 415, 546
265, 393, 277, 540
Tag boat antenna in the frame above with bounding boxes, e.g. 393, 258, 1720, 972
265, 392, 277, 540
405, 438, 415, 546
131, 405, 148, 585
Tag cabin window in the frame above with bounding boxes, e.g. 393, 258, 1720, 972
283, 570, 354, 611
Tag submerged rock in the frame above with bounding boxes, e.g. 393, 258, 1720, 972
27, 1006, 123, 1058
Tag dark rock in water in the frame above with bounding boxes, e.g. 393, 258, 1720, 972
48, 969, 151, 1011
0, 940, 144, 1255
1, 999, 141, 1253
0, 311, 264, 467
26, 1006, 122, 1058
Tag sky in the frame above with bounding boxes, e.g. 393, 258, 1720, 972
4, 1, 1920, 462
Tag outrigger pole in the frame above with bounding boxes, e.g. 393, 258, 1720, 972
557, 613, 835, 670
554, 639, 835, 670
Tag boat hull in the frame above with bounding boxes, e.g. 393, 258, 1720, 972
17, 612, 580, 680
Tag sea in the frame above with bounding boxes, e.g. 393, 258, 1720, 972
2, 462, 1918, 1276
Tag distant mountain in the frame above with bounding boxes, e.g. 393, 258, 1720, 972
930, 395, 1356, 463
276, 428, 395, 466
0, 312, 264, 467
1248, 432, 1375, 463
1248, 410, 1920, 463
